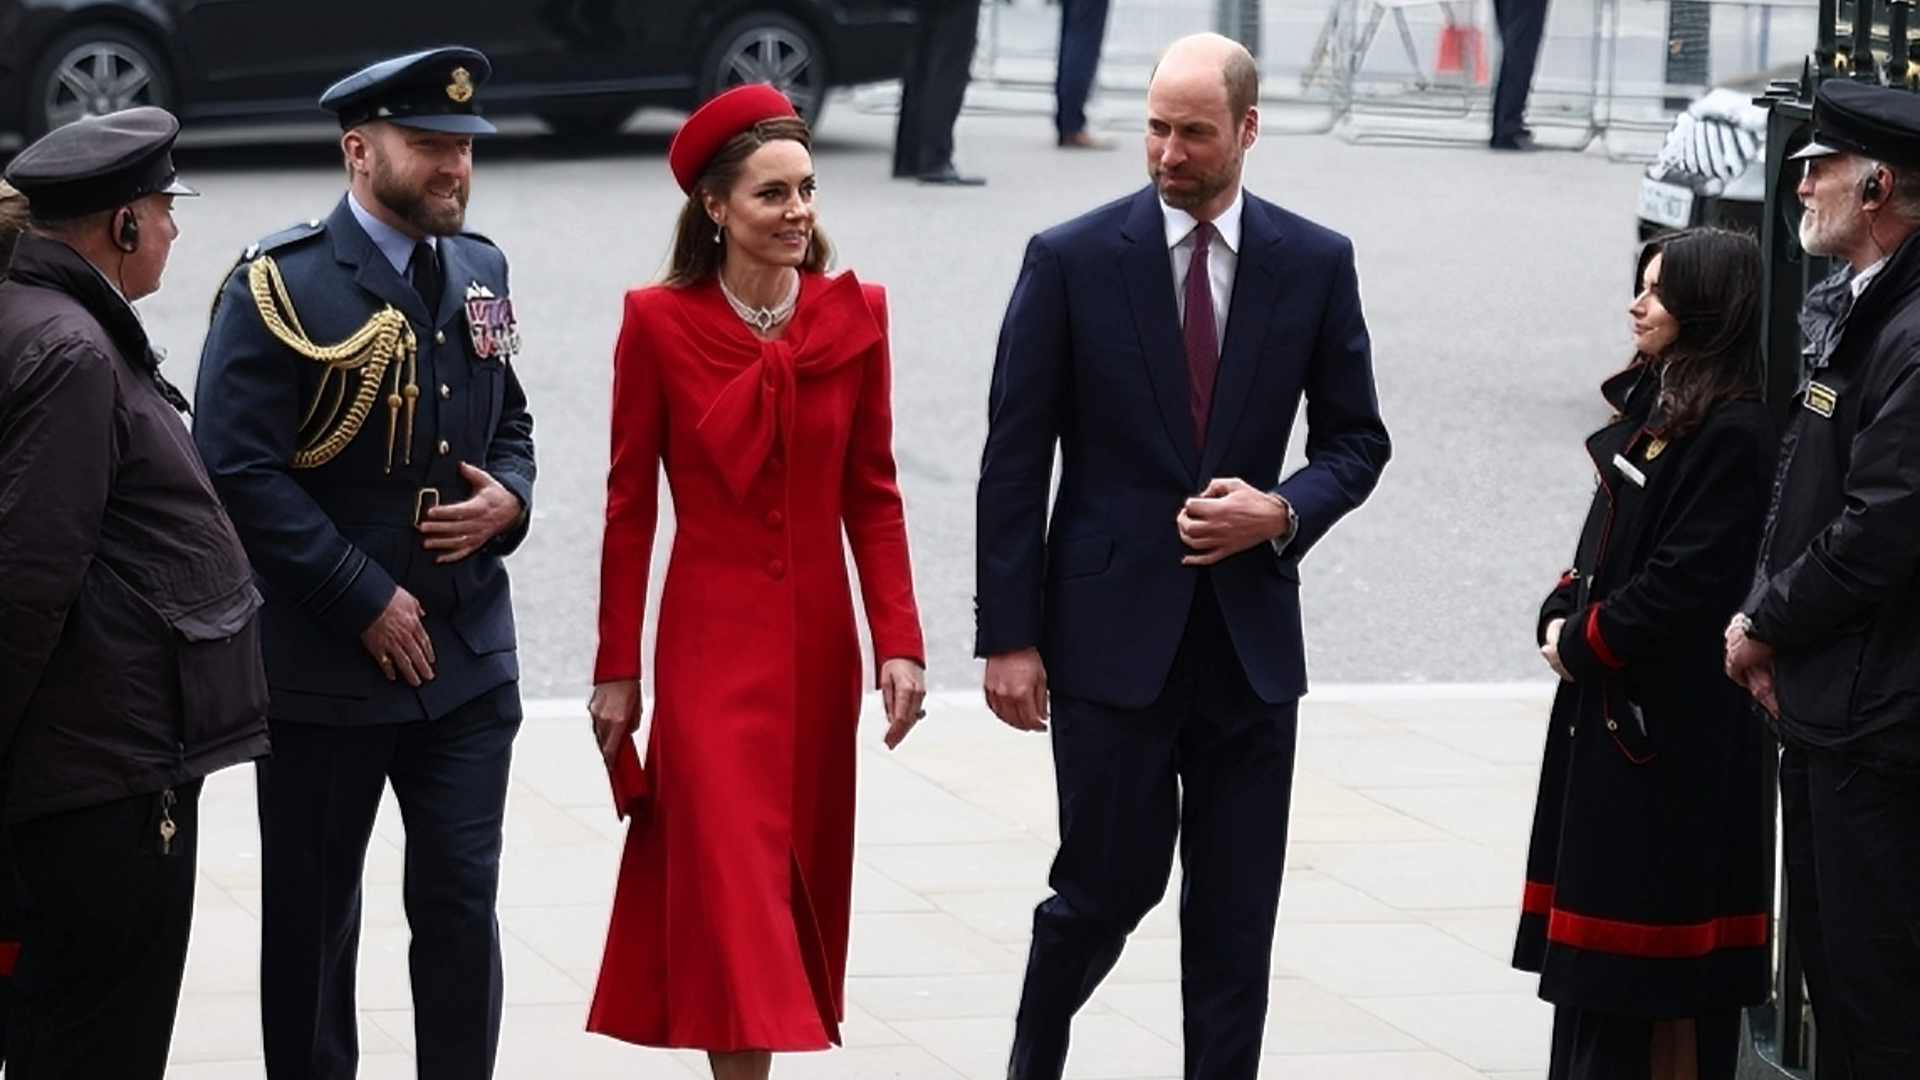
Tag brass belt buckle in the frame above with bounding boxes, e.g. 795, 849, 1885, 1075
412, 487, 440, 528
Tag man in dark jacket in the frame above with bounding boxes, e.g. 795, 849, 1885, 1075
193, 47, 535, 1080
1725, 78, 1920, 1080
0, 106, 271, 1080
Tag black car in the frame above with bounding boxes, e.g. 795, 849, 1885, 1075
0, 0, 918, 144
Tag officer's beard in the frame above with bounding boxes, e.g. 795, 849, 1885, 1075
370, 143, 468, 238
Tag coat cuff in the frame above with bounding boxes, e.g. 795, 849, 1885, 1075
1557, 604, 1625, 681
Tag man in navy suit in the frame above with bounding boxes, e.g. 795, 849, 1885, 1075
193, 47, 535, 1080
977, 32, 1390, 1080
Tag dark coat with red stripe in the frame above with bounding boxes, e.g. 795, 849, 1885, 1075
1513, 362, 1774, 1017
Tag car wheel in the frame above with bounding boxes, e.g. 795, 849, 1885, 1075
699, 11, 828, 126
28, 26, 175, 139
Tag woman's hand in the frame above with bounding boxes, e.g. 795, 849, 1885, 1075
589, 678, 642, 766
879, 657, 928, 750
1541, 618, 1573, 682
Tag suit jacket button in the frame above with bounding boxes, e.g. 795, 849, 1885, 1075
435, 330, 446, 345
437, 439, 451, 455
768, 559, 785, 579
439, 384, 452, 400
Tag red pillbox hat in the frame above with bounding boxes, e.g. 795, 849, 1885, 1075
669, 84, 798, 194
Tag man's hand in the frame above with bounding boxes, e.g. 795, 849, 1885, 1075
879, 657, 928, 750
984, 647, 1049, 732
1178, 478, 1291, 566
421, 461, 523, 564
361, 586, 435, 685
588, 678, 641, 766
1724, 613, 1779, 718
1541, 617, 1572, 681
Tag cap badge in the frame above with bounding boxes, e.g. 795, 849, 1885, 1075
447, 68, 474, 104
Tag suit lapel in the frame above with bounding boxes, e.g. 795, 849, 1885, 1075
327, 198, 432, 326
1117, 188, 1200, 476
1199, 195, 1282, 478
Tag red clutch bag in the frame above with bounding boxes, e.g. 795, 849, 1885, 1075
608, 735, 652, 821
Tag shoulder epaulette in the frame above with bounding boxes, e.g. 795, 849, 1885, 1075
242, 217, 328, 262
210, 218, 327, 323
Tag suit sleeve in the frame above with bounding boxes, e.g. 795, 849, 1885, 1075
193, 261, 397, 642
593, 290, 666, 685
1750, 361, 1920, 651
1273, 239, 1391, 561
842, 284, 926, 675
975, 235, 1073, 657
0, 339, 115, 746
482, 257, 536, 555
1557, 415, 1771, 681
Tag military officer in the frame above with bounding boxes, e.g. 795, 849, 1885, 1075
192, 47, 535, 1080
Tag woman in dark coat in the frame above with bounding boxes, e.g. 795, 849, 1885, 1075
1516, 227, 1776, 1080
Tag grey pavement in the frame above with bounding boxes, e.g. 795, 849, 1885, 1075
135, 33, 1695, 1080
173, 683, 1559, 1079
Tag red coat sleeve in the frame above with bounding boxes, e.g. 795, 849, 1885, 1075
594, 289, 667, 684
843, 283, 925, 675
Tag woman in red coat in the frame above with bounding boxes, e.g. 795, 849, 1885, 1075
1516, 227, 1775, 1080
585, 85, 927, 1080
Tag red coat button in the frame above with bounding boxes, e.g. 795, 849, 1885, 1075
764, 510, 784, 528
768, 559, 786, 579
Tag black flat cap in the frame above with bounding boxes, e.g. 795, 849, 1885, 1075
3, 106, 196, 221
320, 46, 497, 134
1791, 79, 1920, 167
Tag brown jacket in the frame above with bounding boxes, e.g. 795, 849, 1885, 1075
0, 232, 268, 822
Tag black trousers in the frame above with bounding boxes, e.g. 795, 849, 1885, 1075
1054, 0, 1110, 137
1778, 742, 1920, 1080
1009, 580, 1299, 1080
893, 0, 978, 177
5, 780, 203, 1080
258, 686, 520, 1080
1490, 0, 1549, 142
1546, 1006, 1739, 1080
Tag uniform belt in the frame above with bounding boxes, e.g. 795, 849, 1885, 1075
303, 485, 441, 528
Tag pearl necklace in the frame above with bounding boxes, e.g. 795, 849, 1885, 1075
718, 270, 799, 332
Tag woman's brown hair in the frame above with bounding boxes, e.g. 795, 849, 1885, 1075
1636, 227, 1764, 438
663, 116, 832, 287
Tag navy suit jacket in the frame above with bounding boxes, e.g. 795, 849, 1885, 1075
194, 197, 536, 725
976, 185, 1389, 709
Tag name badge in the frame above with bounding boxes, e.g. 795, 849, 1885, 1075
1805, 381, 1837, 417
1613, 453, 1646, 488
463, 282, 520, 360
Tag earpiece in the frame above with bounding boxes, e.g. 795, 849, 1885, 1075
114, 208, 139, 252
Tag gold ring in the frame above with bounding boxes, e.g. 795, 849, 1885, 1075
379, 655, 393, 667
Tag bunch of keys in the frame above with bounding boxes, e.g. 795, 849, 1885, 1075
159, 788, 177, 855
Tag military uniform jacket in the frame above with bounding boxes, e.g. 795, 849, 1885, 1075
194, 197, 535, 725
0, 233, 269, 821
1748, 231, 1920, 768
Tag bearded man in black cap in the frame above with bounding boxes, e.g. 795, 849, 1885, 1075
0, 106, 271, 1079
1724, 77, 1920, 1080
192, 46, 535, 1080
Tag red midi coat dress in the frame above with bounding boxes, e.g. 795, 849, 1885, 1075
587, 270, 924, 1050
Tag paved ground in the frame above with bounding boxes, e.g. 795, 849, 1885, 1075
172, 684, 1559, 1080
123, 9, 1787, 1074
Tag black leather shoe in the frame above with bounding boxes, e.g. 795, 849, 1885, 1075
918, 163, 986, 186
1489, 131, 1538, 151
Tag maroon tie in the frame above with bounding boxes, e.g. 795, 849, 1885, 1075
1183, 221, 1218, 447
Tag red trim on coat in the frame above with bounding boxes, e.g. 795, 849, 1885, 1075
1522, 881, 1765, 958
1585, 606, 1625, 669
0, 940, 17, 976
